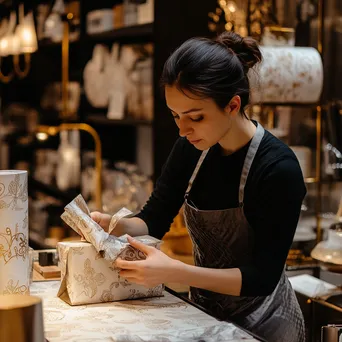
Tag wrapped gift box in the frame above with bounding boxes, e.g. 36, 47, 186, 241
57, 236, 163, 306
57, 194, 163, 305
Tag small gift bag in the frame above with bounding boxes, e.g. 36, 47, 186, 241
57, 194, 163, 305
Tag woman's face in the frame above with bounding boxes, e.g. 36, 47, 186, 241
165, 85, 238, 150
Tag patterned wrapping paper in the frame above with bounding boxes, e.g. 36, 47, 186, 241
58, 194, 163, 305
0, 170, 30, 295
32, 281, 258, 342
249, 46, 323, 104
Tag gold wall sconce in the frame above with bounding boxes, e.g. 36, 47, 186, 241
0, 5, 38, 83
36, 123, 103, 211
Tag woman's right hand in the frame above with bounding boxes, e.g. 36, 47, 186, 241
90, 211, 112, 232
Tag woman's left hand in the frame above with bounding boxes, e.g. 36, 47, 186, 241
115, 236, 180, 288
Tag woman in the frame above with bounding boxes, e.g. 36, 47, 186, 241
91, 31, 306, 342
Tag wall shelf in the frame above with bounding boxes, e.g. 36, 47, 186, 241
38, 23, 153, 48
29, 176, 79, 203
86, 114, 152, 127
86, 23, 154, 41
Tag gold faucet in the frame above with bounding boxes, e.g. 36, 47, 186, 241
37, 123, 102, 210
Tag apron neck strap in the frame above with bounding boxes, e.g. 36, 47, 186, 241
185, 149, 209, 196
238, 123, 265, 205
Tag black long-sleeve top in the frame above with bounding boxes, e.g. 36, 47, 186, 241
136, 127, 306, 296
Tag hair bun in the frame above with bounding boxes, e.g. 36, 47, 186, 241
215, 31, 262, 73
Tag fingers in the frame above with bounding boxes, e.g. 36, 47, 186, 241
90, 211, 102, 224
115, 258, 144, 270
119, 269, 137, 278
119, 269, 154, 288
127, 235, 154, 255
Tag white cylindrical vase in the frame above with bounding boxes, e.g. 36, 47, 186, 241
0, 170, 30, 295
249, 46, 323, 104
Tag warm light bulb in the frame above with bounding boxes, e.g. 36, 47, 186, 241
219, 0, 227, 8
18, 12, 38, 54
11, 31, 21, 55
36, 133, 49, 141
22, 28, 32, 42
0, 37, 10, 56
227, 1, 237, 13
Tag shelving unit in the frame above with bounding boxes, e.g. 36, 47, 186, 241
0, 0, 217, 248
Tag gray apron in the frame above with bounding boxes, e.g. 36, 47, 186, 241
183, 123, 305, 342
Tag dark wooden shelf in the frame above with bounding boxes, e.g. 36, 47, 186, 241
37, 24, 153, 47
29, 176, 79, 203
38, 38, 81, 48
86, 23, 153, 41
86, 114, 152, 126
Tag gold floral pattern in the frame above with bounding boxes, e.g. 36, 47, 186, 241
72, 247, 84, 255
0, 183, 5, 197
32, 281, 257, 342
58, 195, 163, 306
44, 310, 66, 322
3, 279, 28, 295
120, 245, 146, 261
100, 279, 131, 302
58, 241, 164, 305
128, 289, 149, 300
146, 285, 164, 298
74, 258, 106, 298
144, 318, 171, 330
0, 171, 29, 297
0, 225, 28, 264
0, 174, 28, 211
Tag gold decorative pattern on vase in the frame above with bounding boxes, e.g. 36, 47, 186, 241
3, 279, 28, 295
74, 258, 106, 298
0, 174, 28, 211
0, 171, 29, 296
0, 225, 28, 264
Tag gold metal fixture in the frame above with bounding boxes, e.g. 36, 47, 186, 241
0, 54, 31, 82
305, 177, 318, 184
0, 58, 14, 83
267, 109, 274, 130
61, 14, 71, 119
13, 53, 31, 78
315, 0, 324, 244
265, 26, 295, 33
37, 123, 103, 210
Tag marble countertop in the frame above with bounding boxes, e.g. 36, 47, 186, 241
31, 280, 260, 342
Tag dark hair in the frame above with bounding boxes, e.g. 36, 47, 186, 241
161, 31, 262, 118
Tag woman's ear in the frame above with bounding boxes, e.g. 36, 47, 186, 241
224, 95, 241, 116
